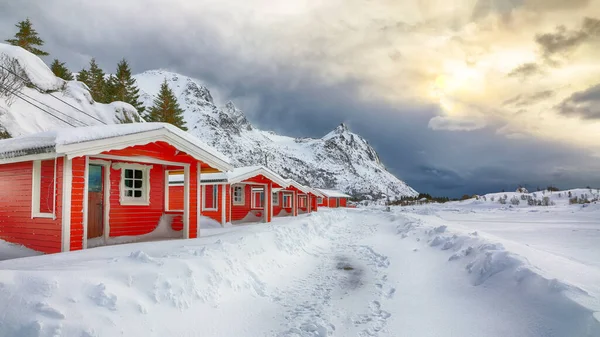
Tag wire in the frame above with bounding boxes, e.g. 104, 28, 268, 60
0, 64, 108, 125
0, 83, 78, 127
7, 87, 89, 127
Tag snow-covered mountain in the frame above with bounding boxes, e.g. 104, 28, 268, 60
134, 70, 417, 199
0, 44, 141, 138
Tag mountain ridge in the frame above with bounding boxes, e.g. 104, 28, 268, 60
134, 70, 418, 199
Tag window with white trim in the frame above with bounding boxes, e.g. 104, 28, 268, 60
203, 185, 219, 210
298, 195, 307, 208
233, 185, 245, 205
282, 193, 292, 208
251, 188, 265, 209
31, 159, 56, 218
317, 197, 323, 204
272, 192, 279, 206
114, 163, 152, 205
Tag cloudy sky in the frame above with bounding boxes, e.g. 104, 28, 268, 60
2, 0, 600, 196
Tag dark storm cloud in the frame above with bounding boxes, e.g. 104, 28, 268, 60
557, 83, 600, 119
503, 90, 554, 108
535, 17, 600, 59
507, 62, 544, 79
2, 1, 600, 197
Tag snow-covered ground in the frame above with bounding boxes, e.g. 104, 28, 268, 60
1, 205, 598, 336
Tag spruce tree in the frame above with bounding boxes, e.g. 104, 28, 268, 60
146, 79, 187, 130
5, 19, 49, 56
106, 59, 145, 113
88, 58, 107, 103
76, 68, 91, 88
50, 59, 74, 81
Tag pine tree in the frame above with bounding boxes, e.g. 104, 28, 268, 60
76, 68, 91, 87
50, 59, 74, 81
146, 79, 187, 130
106, 59, 145, 113
88, 58, 106, 103
5, 19, 49, 56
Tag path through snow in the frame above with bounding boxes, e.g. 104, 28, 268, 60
0, 208, 598, 336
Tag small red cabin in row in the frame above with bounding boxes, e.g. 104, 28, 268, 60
0, 123, 231, 254
171, 166, 289, 225
316, 189, 351, 208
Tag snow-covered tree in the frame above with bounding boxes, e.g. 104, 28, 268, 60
106, 59, 144, 113
146, 79, 187, 130
88, 59, 107, 103
50, 59, 74, 81
5, 19, 49, 56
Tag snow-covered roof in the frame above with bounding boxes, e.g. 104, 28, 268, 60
284, 179, 311, 194
317, 189, 351, 198
201, 165, 289, 187
0, 123, 232, 171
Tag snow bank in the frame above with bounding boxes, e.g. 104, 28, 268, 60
0, 43, 143, 138
0, 239, 40, 261
392, 210, 600, 332
0, 211, 345, 336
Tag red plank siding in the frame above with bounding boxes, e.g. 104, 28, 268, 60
0, 159, 64, 253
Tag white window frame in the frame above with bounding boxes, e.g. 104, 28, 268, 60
232, 185, 245, 205
251, 188, 265, 209
282, 193, 292, 208
298, 195, 307, 208
31, 160, 55, 219
317, 197, 323, 204
113, 162, 152, 206
202, 185, 219, 211
272, 191, 279, 206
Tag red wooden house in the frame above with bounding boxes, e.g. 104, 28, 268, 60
316, 189, 351, 208
0, 123, 232, 254
274, 179, 312, 217
191, 166, 289, 225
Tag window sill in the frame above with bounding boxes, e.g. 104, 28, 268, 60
32, 213, 54, 219
202, 208, 219, 211
120, 200, 150, 206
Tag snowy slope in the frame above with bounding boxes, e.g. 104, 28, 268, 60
1, 208, 598, 336
134, 70, 417, 199
0, 44, 142, 137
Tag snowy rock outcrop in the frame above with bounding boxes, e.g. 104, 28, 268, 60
134, 70, 418, 199
0, 43, 142, 138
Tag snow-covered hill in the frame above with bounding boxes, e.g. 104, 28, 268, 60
134, 70, 417, 199
0, 44, 141, 137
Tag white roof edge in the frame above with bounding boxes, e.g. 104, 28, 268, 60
317, 188, 351, 198
202, 165, 289, 187
57, 127, 232, 172
285, 179, 311, 194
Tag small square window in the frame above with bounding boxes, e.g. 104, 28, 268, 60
233, 185, 245, 205
116, 164, 151, 205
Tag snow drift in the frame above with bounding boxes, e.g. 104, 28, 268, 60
0, 43, 142, 138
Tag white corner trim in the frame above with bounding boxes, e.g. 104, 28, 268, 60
61, 156, 72, 252
197, 162, 201, 237
183, 165, 190, 240
82, 156, 89, 249
221, 184, 226, 226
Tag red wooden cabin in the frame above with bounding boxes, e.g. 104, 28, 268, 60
316, 189, 351, 208
189, 166, 289, 225
274, 179, 312, 217
0, 123, 231, 254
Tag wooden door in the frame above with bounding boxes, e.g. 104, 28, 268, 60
87, 164, 104, 239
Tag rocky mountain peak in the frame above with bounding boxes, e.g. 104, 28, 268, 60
222, 101, 252, 131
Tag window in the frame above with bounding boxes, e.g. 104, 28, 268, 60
298, 195, 307, 208
317, 197, 323, 204
203, 185, 219, 210
272, 192, 279, 206
233, 185, 245, 205
114, 163, 152, 205
282, 193, 292, 208
31, 159, 56, 218
251, 188, 265, 209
